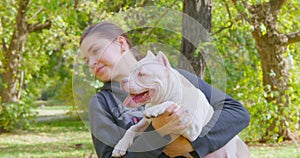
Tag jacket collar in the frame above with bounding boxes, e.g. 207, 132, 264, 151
101, 81, 128, 102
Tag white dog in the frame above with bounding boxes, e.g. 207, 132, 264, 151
112, 51, 250, 158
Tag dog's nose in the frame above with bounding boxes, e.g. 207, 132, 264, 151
121, 77, 130, 92
121, 77, 129, 84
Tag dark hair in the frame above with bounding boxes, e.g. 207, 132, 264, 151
80, 21, 132, 48
80, 21, 144, 60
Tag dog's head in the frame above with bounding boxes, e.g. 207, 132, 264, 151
121, 50, 172, 108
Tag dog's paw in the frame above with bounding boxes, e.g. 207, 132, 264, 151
112, 138, 132, 157
144, 113, 158, 119
112, 148, 126, 157
144, 109, 162, 118
144, 101, 176, 118
144, 107, 166, 118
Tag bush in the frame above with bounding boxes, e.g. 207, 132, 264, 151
233, 64, 300, 143
0, 94, 37, 133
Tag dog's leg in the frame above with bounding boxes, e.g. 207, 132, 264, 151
144, 101, 176, 118
235, 137, 250, 158
112, 119, 151, 157
224, 136, 250, 158
205, 136, 250, 158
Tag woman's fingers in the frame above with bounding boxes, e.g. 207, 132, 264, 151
170, 106, 189, 123
167, 106, 190, 134
152, 103, 190, 135
163, 103, 178, 116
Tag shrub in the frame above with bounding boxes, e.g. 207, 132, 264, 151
0, 94, 37, 133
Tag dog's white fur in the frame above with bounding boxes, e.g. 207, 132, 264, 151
112, 51, 250, 158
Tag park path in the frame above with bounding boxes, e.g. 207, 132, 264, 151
35, 107, 72, 122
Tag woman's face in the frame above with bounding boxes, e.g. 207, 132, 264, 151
80, 35, 127, 82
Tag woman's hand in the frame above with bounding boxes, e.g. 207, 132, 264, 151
151, 104, 194, 157
151, 104, 189, 136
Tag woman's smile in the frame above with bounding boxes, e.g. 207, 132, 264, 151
96, 65, 105, 74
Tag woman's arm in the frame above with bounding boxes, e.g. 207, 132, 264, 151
177, 69, 250, 157
89, 95, 170, 158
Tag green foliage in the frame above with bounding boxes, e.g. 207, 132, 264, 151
278, 1, 300, 34
0, 0, 299, 141
20, 0, 82, 103
38, 0, 183, 102
0, 92, 37, 133
212, 0, 300, 142
286, 46, 300, 131
54, 78, 75, 107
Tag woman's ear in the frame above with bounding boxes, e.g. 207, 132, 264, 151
117, 36, 129, 53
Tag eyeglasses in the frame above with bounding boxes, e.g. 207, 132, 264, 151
96, 38, 117, 61
83, 38, 116, 65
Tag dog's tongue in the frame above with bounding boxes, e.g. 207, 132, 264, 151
123, 96, 137, 107
123, 92, 149, 108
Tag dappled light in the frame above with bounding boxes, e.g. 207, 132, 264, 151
0, 0, 299, 157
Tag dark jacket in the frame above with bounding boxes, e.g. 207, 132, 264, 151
89, 69, 250, 158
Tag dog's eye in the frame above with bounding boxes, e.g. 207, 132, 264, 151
138, 72, 146, 77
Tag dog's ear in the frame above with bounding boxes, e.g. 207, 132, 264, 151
157, 51, 170, 68
146, 50, 155, 58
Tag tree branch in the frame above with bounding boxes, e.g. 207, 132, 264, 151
269, 0, 286, 14
212, 0, 233, 35
233, 0, 251, 23
2, 38, 7, 52
28, 20, 51, 33
74, 0, 79, 9
143, 0, 177, 42
28, 7, 44, 21
1, 16, 8, 53
286, 31, 300, 44
17, 0, 30, 24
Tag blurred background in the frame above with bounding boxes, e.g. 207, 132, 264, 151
0, 0, 299, 157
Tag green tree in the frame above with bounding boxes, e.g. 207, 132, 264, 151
0, 0, 51, 103
211, 0, 299, 142
0, 0, 83, 132
0, 0, 182, 132
234, 0, 300, 142
0, 0, 51, 132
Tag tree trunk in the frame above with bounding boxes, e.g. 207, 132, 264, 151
179, 0, 212, 79
1, 0, 30, 103
253, 31, 290, 142
0, 0, 51, 104
242, 0, 294, 141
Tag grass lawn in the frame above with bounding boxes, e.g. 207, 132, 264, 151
0, 105, 299, 158
0, 117, 95, 158
250, 141, 300, 158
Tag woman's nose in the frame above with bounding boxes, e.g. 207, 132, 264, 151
88, 57, 97, 68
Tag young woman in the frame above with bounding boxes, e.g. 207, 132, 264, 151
79, 21, 250, 158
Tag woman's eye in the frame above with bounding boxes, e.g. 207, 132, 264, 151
92, 51, 100, 58
138, 72, 146, 77
91, 47, 103, 58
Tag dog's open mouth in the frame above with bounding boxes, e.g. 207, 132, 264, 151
123, 89, 154, 107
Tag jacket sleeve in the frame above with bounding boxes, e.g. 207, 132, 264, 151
89, 96, 170, 158
178, 69, 250, 158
